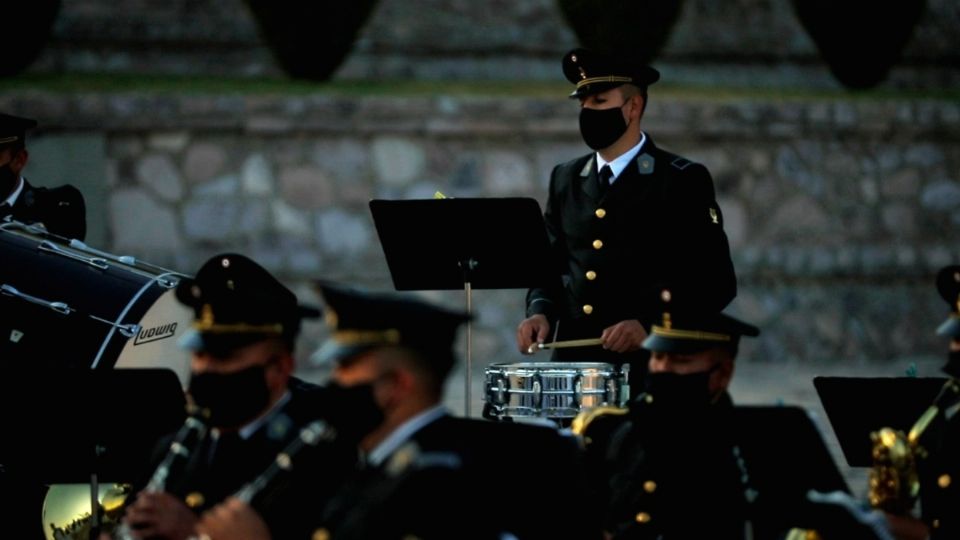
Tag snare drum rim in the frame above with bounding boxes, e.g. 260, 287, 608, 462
485, 361, 616, 376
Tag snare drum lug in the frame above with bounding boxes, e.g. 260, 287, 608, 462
619, 364, 631, 407
574, 375, 583, 408
40, 240, 110, 270
532, 377, 543, 413
605, 378, 616, 405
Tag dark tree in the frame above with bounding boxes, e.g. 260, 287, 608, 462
792, 0, 927, 89
244, 0, 380, 81
0, 1, 61, 78
557, 0, 684, 63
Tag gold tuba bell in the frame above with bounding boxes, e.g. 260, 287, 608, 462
42, 483, 131, 540
866, 378, 959, 514
868, 427, 921, 513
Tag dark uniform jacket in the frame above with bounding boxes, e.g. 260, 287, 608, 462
581, 394, 849, 539
916, 378, 959, 539
151, 377, 356, 540
319, 414, 601, 540
526, 137, 736, 370
1, 178, 86, 240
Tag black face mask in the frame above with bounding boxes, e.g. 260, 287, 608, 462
641, 369, 715, 413
188, 364, 270, 429
944, 350, 960, 378
321, 381, 385, 444
579, 103, 629, 150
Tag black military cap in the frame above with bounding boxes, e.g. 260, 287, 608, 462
936, 265, 960, 339
642, 288, 759, 354
314, 282, 471, 374
175, 253, 320, 354
562, 48, 660, 99
0, 113, 37, 147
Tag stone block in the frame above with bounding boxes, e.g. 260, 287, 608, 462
109, 188, 182, 253
278, 165, 333, 210
315, 208, 374, 259
241, 154, 275, 196
183, 142, 227, 183
372, 137, 425, 187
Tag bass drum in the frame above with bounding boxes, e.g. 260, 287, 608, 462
0, 221, 193, 386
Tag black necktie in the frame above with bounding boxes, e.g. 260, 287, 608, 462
598, 165, 613, 197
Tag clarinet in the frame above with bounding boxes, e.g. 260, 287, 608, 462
232, 420, 336, 504
113, 404, 211, 540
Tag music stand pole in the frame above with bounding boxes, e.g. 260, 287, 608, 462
465, 280, 472, 416
461, 257, 477, 417
89, 467, 101, 540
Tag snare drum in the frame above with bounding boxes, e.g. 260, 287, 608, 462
0, 221, 193, 385
483, 362, 628, 419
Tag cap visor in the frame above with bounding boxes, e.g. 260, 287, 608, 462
178, 330, 266, 356
312, 340, 376, 365
641, 334, 715, 354
568, 81, 626, 99
936, 316, 960, 338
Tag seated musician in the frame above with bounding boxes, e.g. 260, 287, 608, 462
803, 265, 960, 540
0, 112, 86, 240
577, 288, 848, 539
115, 254, 359, 540
199, 283, 599, 540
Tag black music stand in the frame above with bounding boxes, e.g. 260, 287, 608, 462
814, 376, 947, 467
0, 368, 186, 539
369, 198, 555, 416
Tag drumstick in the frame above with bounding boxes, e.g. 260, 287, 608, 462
528, 337, 604, 353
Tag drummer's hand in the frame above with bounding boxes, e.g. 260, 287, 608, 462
601, 320, 647, 353
517, 314, 550, 354
123, 491, 198, 540
197, 497, 272, 540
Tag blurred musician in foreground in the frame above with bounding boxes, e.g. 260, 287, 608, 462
116, 253, 355, 540
199, 283, 597, 540
917, 265, 960, 538
577, 289, 848, 539
0, 112, 86, 239
805, 266, 960, 540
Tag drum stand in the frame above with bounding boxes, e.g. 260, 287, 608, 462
368, 197, 554, 417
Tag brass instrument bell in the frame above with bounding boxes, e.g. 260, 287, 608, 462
42, 483, 131, 540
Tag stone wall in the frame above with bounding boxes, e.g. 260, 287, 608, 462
32, 0, 960, 88
2, 90, 957, 371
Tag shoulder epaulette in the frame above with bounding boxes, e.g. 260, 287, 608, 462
670, 157, 694, 170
